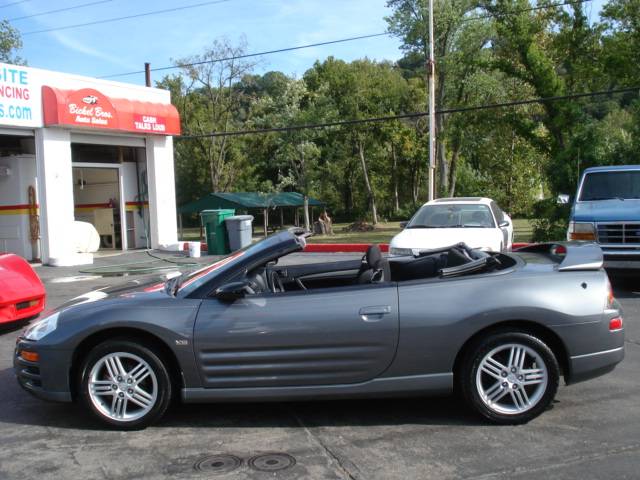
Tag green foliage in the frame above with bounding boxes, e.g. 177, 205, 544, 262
165, 1, 640, 229
531, 199, 570, 242
0, 20, 24, 65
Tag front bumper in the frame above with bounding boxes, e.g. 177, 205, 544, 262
14, 338, 73, 402
600, 247, 640, 270
0, 295, 45, 325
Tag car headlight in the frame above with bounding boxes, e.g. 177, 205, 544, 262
23, 312, 60, 341
389, 247, 414, 256
567, 222, 596, 241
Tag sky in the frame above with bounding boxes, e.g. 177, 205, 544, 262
4, 0, 608, 87
6, 0, 403, 86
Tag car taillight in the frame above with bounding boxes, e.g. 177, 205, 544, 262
606, 280, 615, 308
609, 317, 623, 331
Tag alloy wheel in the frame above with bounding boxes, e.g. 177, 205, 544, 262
88, 352, 158, 422
475, 343, 548, 415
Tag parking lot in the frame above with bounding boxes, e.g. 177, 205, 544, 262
0, 252, 638, 480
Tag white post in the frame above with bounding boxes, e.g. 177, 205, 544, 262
427, 0, 436, 201
35, 128, 89, 265
145, 135, 178, 249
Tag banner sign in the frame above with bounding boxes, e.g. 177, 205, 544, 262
133, 114, 167, 133
0, 64, 42, 128
42, 86, 180, 136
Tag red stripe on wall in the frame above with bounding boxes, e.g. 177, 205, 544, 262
0, 204, 38, 210
125, 201, 149, 206
74, 203, 111, 209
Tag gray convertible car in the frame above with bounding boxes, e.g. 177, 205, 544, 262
14, 230, 624, 429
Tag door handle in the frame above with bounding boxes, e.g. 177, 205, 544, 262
359, 305, 391, 322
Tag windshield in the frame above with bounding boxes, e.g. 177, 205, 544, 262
407, 204, 495, 228
176, 232, 301, 295
579, 171, 640, 201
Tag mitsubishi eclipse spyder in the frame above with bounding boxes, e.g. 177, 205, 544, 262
14, 230, 624, 429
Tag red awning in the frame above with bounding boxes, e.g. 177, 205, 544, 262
42, 86, 180, 136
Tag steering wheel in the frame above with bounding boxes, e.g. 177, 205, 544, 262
269, 270, 285, 293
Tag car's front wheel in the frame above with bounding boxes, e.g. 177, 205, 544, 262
460, 331, 560, 424
79, 339, 172, 429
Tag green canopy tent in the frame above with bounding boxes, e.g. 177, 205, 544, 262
178, 192, 325, 238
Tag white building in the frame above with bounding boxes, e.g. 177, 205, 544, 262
0, 62, 180, 266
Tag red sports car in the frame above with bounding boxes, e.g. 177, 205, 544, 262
0, 254, 46, 325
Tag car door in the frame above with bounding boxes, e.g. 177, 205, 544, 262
193, 283, 399, 388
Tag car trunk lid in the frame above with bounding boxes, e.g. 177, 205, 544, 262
514, 242, 603, 271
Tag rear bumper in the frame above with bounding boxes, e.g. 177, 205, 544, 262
567, 346, 625, 385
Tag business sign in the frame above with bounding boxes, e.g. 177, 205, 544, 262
59, 88, 118, 128
0, 63, 43, 128
133, 114, 167, 133
43, 86, 180, 135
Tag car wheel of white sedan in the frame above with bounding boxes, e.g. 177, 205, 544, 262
460, 331, 560, 424
79, 340, 172, 429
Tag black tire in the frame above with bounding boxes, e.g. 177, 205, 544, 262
78, 339, 172, 429
459, 331, 559, 424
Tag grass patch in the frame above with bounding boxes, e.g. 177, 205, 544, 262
180, 219, 536, 245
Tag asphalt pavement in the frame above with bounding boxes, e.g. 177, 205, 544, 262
0, 251, 638, 480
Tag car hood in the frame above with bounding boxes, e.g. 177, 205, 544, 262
390, 228, 502, 251
56, 274, 170, 310
572, 199, 640, 222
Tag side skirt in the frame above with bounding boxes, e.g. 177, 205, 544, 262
181, 373, 453, 403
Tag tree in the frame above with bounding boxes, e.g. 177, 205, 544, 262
0, 20, 25, 65
386, 0, 492, 196
481, 0, 604, 194
304, 58, 410, 224
173, 37, 258, 193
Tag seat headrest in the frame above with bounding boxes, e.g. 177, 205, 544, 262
366, 244, 383, 268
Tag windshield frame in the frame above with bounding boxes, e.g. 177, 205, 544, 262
577, 170, 640, 202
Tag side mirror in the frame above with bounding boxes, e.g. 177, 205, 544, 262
499, 220, 510, 228
215, 281, 254, 302
557, 194, 570, 204
399, 221, 409, 229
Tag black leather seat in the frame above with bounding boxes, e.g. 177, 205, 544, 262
357, 245, 390, 284
389, 254, 445, 281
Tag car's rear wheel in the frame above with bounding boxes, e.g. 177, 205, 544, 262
460, 331, 559, 424
79, 340, 172, 429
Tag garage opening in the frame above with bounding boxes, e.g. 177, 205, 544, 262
71, 142, 149, 251
0, 133, 39, 260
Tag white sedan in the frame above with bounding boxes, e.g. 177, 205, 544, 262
389, 197, 513, 256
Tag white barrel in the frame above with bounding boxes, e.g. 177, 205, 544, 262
188, 241, 201, 258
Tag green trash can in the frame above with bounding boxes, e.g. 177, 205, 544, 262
200, 209, 235, 254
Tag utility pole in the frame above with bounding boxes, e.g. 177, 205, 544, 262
427, 0, 436, 201
144, 62, 151, 87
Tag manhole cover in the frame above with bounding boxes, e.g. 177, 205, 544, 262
194, 454, 242, 474
248, 453, 296, 472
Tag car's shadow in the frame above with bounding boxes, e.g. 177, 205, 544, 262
0, 319, 30, 336
0, 366, 487, 430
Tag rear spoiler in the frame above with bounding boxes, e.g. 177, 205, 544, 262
514, 242, 603, 271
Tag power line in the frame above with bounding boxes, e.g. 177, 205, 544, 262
21, 0, 233, 35
99, 0, 595, 79
100, 33, 390, 79
462, 0, 592, 22
8, 0, 113, 22
0, 0, 28, 9
177, 86, 640, 139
